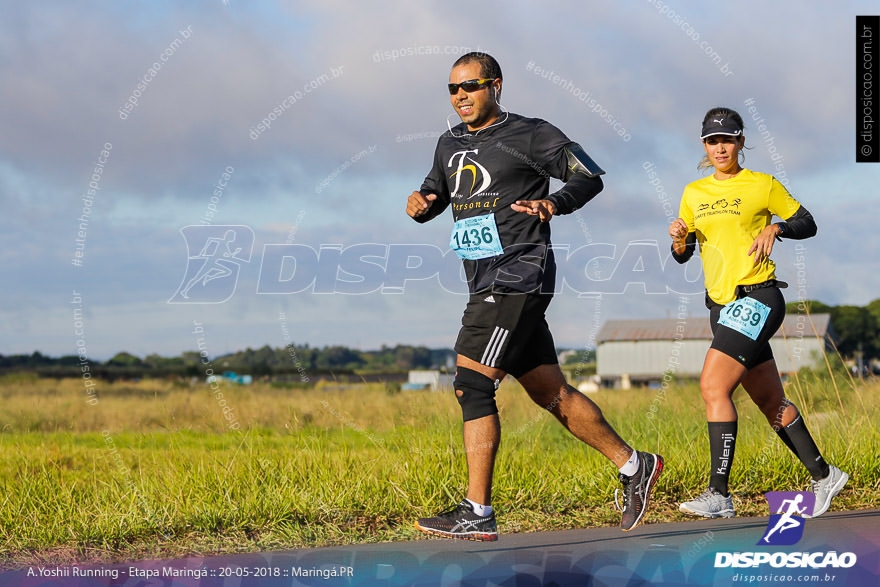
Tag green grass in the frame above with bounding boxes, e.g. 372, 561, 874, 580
0, 373, 877, 568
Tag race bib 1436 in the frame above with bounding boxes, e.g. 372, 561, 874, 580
450, 214, 503, 260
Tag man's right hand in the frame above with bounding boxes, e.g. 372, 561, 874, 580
406, 191, 438, 218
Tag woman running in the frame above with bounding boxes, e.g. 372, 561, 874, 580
669, 106, 848, 518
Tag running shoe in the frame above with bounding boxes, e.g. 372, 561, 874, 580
679, 487, 735, 518
805, 465, 849, 518
615, 451, 664, 531
415, 500, 498, 542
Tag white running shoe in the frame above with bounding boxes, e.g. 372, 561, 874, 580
805, 465, 849, 518
679, 487, 735, 518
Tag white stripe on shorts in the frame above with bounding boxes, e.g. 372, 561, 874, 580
481, 326, 509, 367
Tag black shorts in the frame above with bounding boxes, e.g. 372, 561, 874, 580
454, 292, 558, 378
707, 285, 785, 369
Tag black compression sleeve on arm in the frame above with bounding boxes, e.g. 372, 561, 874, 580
545, 175, 603, 215
415, 144, 451, 223
776, 205, 816, 239
671, 232, 696, 263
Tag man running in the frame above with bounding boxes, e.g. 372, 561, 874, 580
407, 52, 663, 540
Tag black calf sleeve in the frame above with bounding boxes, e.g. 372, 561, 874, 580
708, 421, 737, 496
776, 415, 830, 480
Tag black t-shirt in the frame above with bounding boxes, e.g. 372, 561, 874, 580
417, 113, 584, 294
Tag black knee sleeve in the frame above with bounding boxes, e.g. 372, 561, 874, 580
454, 367, 499, 422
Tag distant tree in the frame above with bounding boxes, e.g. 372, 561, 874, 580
252, 345, 277, 366
0, 352, 53, 367
868, 299, 880, 353
371, 347, 394, 369
316, 346, 363, 370
181, 351, 202, 366
299, 346, 317, 370
107, 352, 143, 367
867, 298, 880, 318
144, 353, 183, 368
830, 306, 878, 359
393, 346, 418, 370
785, 300, 834, 315
429, 348, 456, 369
31, 351, 53, 364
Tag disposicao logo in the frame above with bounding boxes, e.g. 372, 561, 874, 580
760, 491, 814, 546
714, 491, 857, 569
169, 225, 254, 304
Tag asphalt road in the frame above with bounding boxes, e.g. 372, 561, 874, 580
5, 510, 879, 586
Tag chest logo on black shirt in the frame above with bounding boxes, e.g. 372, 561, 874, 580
448, 149, 492, 199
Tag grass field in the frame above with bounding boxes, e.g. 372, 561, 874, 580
0, 369, 877, 569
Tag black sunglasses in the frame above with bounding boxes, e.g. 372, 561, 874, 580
448, 78, 494, 95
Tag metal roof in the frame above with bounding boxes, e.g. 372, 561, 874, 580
596, 313, 831, 343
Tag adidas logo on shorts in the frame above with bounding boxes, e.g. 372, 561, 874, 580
484, 296, 495, 303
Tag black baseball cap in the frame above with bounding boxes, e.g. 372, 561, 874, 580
700, 116, 743, 139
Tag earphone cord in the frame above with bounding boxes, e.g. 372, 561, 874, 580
445, 94, 509, 138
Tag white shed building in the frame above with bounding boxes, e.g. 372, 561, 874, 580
596, 313, 833, 387
404, 370, 454, 391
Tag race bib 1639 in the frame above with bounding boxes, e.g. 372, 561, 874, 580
717, 296, 771, 340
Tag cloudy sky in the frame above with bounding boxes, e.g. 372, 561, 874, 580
3, 1, 878, 359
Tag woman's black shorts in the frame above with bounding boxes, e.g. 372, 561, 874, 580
707, 285, 785, 369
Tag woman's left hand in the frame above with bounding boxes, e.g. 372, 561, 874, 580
748, 224, 782, 263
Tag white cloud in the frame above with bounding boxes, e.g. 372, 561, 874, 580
3, 1, 877, 357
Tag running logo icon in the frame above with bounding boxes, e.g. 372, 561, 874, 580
169, 225, 254, 303
760, 491, 815, 546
